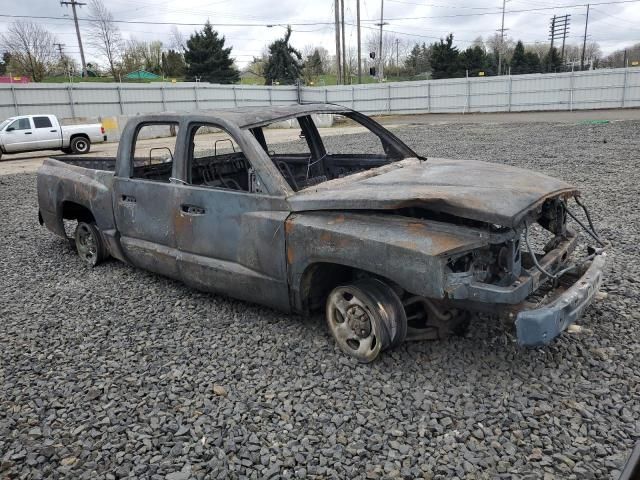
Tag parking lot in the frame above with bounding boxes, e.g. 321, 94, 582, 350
0, 114, 639, 479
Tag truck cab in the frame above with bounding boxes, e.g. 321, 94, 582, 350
0, 115, 61, 153
0, 114, 105, 158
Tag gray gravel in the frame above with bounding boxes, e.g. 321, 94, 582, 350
1, 119, 639, 479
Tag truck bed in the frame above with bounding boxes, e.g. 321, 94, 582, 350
49, 155, 172, 182
50, 155, 117, 171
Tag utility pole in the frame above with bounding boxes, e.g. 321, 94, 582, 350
334, 0, 342, 85
61, 0, 87, 78
377, 0, 385, 82
580, 4, 590, 71
340, 0, 347, 84
54, 42, 65, 62
395, 38, 399, 77
357, 0, 362, 84
549, 14, 570, 62
497, 0, 507, 76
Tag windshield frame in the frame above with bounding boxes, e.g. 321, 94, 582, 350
241, 109, 420, 193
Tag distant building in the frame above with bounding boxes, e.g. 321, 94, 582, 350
124, 70, 161, 80
0, 75, 30, 84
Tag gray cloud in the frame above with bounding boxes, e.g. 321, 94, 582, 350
2, 0, 639, 69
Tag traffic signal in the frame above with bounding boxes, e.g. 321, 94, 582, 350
369, 52, 375, 59
369, 67, 376, 76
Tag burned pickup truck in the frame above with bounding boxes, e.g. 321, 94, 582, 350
37, 104, 606, 362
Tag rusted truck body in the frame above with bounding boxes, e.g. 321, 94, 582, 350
37, 104, 606, 362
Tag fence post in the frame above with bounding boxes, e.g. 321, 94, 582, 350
387, 84, 391, 113
116, 85, 124, 114
507, 76, 513, 112
268, 87, 273, 105
194, 84, 200, 110
622, 68, 628, 108
466, 76, 471, 113
10, 85, 19, 116
232, 85, 238, 107
160, 84, 167, 112
67, 84, 76, 118
325, 87, 328, 104
427, 82, 431, 113
569, 71, 574, 111
351, 85, 355, 109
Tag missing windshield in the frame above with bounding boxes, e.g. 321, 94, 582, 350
246, 111, 415, 192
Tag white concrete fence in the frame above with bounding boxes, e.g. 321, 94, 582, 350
1, 67, 638, 124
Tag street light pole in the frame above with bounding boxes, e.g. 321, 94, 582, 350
357, 0, 362, 84
378, 0, 384, 82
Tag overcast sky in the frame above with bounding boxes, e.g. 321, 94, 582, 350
2, 0, 639, 69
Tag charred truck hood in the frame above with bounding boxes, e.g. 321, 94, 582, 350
288, 158, 578, 228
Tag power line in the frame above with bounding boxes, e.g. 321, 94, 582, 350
1, 0, 638, 26
362, 0, 640, 21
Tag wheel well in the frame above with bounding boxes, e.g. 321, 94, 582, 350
70, 133, 89, 143
61, 201, 95, 224
300, 263, 401, 313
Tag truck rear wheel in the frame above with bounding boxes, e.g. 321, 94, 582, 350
70, 136, 91, 154
74, 222, 107, 267
326, 278, 407, 363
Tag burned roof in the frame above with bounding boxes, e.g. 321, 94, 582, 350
141, 104, 348, 129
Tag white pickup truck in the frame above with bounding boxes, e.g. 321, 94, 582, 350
0, 114, 106, 159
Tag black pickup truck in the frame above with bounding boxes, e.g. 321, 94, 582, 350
37, 104, 606, 362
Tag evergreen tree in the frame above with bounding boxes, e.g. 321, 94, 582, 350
302, 48, 323, 84
524, 51, 541, 73
162, 49, 186, 77
543, 46, 563, 73
184, 21, 239, 83
264, 26, 302, 85
460, 45, 487, 76
405, 43, 430, 76
510, 41, 527, 74
430, 34, 463, 79
0, 52, 11, 75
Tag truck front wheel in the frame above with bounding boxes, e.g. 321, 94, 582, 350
70, 136, 91, 154
326, 278, 407, 363
74, 222, 107, 267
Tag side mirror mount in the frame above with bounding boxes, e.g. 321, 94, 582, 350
6, 127, 14, 132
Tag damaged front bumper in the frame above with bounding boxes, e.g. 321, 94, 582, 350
515, 251, 606, 346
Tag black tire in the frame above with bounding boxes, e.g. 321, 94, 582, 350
70, 136, 91, 154
61, 147, 72, 154
74, 222, 107, 267
325, 278, 407, 363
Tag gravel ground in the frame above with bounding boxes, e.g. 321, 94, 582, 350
1, 119, 639, 479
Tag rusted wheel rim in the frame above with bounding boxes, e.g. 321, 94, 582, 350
76, 224, 97, 265
326, 286, 382, 363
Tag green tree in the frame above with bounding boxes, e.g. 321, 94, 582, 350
405, 43, 430, 76
302, 48, 323, 84
162, 49, 185, 77
510, 41, 527, 74
184, 21, 239, 83
460, 45, 487, 76
264, 26, 302, 85
430, 34, 463, 79
524, 51, 541, 73
0, 52, 11, 75
543, 46, 563, 73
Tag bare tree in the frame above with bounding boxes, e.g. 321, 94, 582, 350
0, 20, 57, 81
169, 26, 186, 52
87, 0, 123, 80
